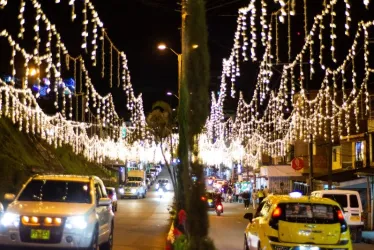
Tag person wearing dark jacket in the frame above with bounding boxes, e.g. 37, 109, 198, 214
241, 191, 250, 209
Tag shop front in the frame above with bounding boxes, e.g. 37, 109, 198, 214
260, 165, 305, 194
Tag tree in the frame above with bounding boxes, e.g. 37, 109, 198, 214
146, 101, 178, 199
180, 0, 213, 249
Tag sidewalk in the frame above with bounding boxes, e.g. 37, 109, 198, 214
362, 231, 374, 244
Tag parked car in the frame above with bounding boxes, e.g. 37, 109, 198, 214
106, 187, 118, 212
155, 165, 162, 173
311, 189, 364, 242
0, 174, 114, 249
149, 167, 158, 177
243, 193, 352, 250
146, 173, 155, 184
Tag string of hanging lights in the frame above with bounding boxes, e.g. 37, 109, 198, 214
203, 0, 373, 170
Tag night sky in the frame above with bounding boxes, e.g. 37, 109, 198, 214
0, 0, 248, 118
1, 0, 373, 120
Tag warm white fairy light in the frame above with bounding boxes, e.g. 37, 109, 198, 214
69, 0, 76, 21
330, 1, 337, 63
260, 0, 268, 46
18, 0, 25, 39
81, 0, 88, 51
206, 0, 374, 164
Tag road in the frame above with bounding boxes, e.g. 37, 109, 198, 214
113, 168, 173, 250
208, 202, 373, 250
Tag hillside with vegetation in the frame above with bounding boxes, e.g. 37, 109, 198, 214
0, 118, 115, 199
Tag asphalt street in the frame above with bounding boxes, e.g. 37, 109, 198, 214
208, 201, 374, 250
113, 168, 173, 250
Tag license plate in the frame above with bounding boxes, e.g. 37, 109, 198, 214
30, 229, 50, 240
350, 216, 360, 221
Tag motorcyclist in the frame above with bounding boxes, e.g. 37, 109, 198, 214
214, 192, 223, 213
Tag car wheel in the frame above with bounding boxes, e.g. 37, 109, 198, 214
100, 222, 114, 250
243, 235, 249, 250
87, 226, 99, 250
351, 228, 362, 243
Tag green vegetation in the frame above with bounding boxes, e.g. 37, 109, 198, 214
0, 118, 113, 200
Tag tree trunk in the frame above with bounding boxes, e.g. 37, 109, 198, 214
160, 138, 177, 197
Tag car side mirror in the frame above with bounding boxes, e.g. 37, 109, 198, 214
4, 193, 15, 201
98, 197, 111, 207
244, 212, 253, 221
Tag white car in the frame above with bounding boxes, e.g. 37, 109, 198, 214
0, 174, 114, 249
118, 181, 146, 199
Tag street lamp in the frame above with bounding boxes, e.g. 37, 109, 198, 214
166, 91, 179, 100
157, 43, 182, 100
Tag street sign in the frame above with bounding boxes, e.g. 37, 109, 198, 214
291, 157, 304, 170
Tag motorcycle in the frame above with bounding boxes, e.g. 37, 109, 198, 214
215, 203, 223, 216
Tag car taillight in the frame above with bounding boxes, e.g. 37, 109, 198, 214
269, 206, 282, 230
336, 209, 348, 233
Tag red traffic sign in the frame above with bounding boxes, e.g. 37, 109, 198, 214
291, 157, 304, 171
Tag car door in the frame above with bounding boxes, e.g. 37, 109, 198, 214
94, 182, 109, 243
246, 202, 265, 249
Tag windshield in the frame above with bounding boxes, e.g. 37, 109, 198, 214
125, 182, 139, 187
278, 203, 340, 224
18, 180, 91, 203
128, 177, 142, 182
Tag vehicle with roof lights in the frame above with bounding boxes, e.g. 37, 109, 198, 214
243, 192, 352, 250
0, 174, 114, 250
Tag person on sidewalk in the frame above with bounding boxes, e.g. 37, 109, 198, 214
263, 185, 269, 197
258, 187, 265, 203
252, 189, 257, 209
241, 191, 250, 209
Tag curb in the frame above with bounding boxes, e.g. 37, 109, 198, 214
362, 237, 374, 244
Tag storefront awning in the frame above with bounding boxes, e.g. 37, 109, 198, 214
260, 165, 303, 177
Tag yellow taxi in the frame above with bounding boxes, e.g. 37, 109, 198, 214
243, 192, 352, 250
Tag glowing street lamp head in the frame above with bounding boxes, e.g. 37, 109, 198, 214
166, 92, 172, 96
157, 44, 167, 50
192, 44, 199, 49
30, 68, 37, 76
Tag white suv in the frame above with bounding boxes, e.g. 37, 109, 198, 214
0, 175, 114, 249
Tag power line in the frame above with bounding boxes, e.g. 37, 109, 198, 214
206, 0, 246, 12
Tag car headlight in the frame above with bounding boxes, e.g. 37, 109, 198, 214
119, 188, 124, 194
65, 216, 87, 230
131, 188, 137, 193
1, 212, 20, 228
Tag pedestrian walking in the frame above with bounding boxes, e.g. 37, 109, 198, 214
242, 191, 250, 209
